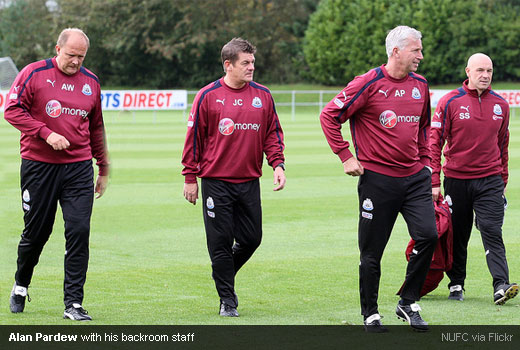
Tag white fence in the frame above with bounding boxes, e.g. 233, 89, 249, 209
188, 89, 520, 120
1, 89, 518, 119
187, 89, 341, 120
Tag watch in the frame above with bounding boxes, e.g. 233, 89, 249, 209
276, 162, 285, 171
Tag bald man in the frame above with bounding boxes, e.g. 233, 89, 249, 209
430, 53, 517, 305
5, 28, 109, 320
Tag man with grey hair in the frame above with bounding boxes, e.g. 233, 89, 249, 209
385, 25, 422, 58
321, 25, 436, 332
5, 28, 109, 321
431, 53, 517, 305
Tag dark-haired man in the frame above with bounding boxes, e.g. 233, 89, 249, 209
181, 38, 286, 317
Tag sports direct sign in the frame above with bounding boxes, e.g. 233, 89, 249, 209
428, 90, 520, 108
0, 89, 187, 112
100, 90, 187, 110
493, 90, 520, 107
1, 89, 519, 112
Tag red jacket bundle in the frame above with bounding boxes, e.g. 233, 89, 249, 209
398, 194, 453, 297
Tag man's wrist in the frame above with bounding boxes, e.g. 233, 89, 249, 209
184, 174, 197, 183
275, 162, 285, 171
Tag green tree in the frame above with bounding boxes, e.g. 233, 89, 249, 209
53, 0, 318, 87
414, 0, 520, 83
1, 0, 318, 87
304, 0, 520, 85
303, 0, 412, 85
0, 0, 54, 70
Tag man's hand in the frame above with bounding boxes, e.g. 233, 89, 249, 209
184, 182, 199, 205
432, 187, 441, 202
273, 166, 286, 191
343, 156, 364, 176
95, 175, 109, 199
46, 132, 70, 150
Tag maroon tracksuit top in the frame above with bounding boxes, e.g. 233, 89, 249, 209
4, 57, 108, 175
320, 64, 431, 177
182, 78, 285, 184
430, 80, 509, 187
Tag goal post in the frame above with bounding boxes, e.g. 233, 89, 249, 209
0, 57, 19, 90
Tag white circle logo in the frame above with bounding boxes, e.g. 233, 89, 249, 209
46, 100, 62, 118
218, 118, 235, 135
379, 110, 397, 128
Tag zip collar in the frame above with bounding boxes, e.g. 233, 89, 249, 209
462, 79, 490, 98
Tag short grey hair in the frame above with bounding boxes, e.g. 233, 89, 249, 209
57, 28, 90, 48
385, 26, 421, 58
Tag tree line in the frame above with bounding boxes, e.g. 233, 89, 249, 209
304, 0, 520, 85
0, 0, 518, 88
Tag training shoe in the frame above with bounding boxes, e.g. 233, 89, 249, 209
63, 303, 92, 321
494, 283, 519, 305
448, 285, 464, 301
363, 313, 388, 333
219, 302, 239, 317
10, 284, 30, 313
396, 303, 429, 332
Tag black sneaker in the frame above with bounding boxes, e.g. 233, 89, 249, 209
448, 285, 464, 301
363, 313, 388, 333
494, 283, 519, 305
219, 302, 239, 317
63, 304, 92, 321
10, 284, 30, 313
396, 303, 429, 332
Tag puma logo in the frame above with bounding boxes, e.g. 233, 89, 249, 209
46, 79, 55, 87
378, 89, 389, 98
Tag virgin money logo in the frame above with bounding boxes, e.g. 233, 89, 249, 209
219, 118, 235, 135
379, 110, 397, 128
46, 100, 62, 118
218, 118, 261, 135
45, 100, 89, 119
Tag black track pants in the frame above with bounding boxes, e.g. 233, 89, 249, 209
444, 175, 509, 290
15, 159, 94, 308
357, 168, 437, 317
201, 178, 262, 308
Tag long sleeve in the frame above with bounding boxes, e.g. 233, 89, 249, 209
417, 88, 431, 167
498, 106, 510, 186
4, 64, 53, 140
181, 90, 206, 183
320, 76, 368, 163
430, 95, 450, 187
263, 95, 285, 168
88, 89, 109, 176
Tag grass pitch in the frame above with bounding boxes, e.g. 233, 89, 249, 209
0, 106, 519, 325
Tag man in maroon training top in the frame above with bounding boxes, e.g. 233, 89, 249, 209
430, 53, 517, 305
181, 38, 286, 317
320, 26, 437, 332
5, 28, 109, 321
